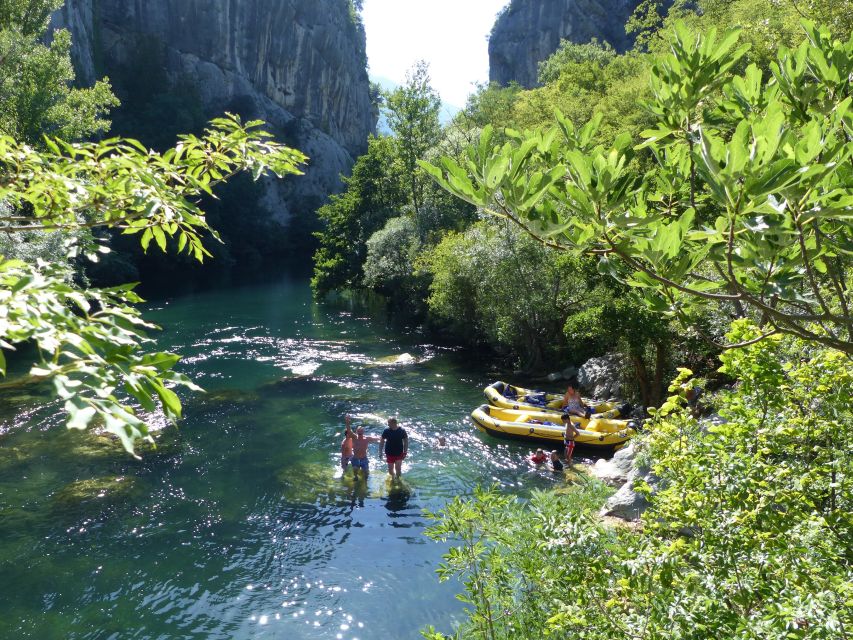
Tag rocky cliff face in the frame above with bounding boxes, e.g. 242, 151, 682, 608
51, 0, 374, 223
489, 0, 643, 88
50, 0, 97, 86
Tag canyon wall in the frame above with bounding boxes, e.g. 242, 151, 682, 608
52, 0, 375, 223
489, 0, 644, 88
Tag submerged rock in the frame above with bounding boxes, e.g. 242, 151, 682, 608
372, 353, 417, 366
52, 475, 140, 513
69, 428, 184, 460
276, 461, 335, 503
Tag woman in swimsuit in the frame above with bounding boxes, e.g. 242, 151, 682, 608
562, 378, 591, 419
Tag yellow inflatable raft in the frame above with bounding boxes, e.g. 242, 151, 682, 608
483, 381, 631, 418
470, 404, 636, 451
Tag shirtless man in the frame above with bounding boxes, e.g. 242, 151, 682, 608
340, 415, 354, 473
350, 421, 381, 481
562, 413, 581, 464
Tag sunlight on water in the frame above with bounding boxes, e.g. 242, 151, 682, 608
0, 279, 594, 639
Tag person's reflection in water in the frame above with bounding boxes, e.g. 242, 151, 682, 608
383, 482, 413, 526
345, 478, 368, 510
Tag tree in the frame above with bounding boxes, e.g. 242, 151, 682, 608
0, 0, 118, 144
384, 60, 441, 215
312, 135, 406, 296
362, 215, 423, 301
0, 116, 306, 454
423, 21, 853, 355
537, 38, 617, 85
421, 220, 593, 372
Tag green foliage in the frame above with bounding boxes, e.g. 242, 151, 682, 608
537, 38, 617, 85
424, 324, 853, 638
564, 293, 678, 406
0, 115, 307, 454
384, 61, 442, 214
312, 135, 407, 296
423, 21, 853, 355
0, 0, 62, 37
422, 480, 616, 640
460, 82, 523, 133
362, 215, 423, 298
421, 220, 593, 371
0, 18, 118, 144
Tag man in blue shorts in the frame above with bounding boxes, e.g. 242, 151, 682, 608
350, 424, 380, 481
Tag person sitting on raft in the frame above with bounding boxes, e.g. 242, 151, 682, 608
562, 377, 593, 419
528, 448, 548, 465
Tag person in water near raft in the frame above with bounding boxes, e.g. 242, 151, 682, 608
549, 450, 564, 472
562, 413, 580, 464
380, 417, 408, 480
562, 377, 593, 419
340, 415, 354, 473
529, 448, 548, 465
351, 422, 381, 481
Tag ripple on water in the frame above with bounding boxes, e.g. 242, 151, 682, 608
0, 280, 609, 639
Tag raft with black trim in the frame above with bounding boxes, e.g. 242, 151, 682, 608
470, 404, 636, 451
484, 381, 631, 418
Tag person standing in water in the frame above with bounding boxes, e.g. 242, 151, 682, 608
340, 415, 354, 473
351, 423, 381, 481
380, 417, 408, 480
562, 413, 580, 464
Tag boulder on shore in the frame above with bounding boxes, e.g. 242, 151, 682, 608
578, 354, 621, 400
589, 442, 637, 486
592, 441, 660, 523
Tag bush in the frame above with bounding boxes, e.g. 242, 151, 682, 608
424, 322, 853, 638
362, 215, 422, 297
421, 220, 593, 371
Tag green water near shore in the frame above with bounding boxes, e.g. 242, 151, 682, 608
0, 279, 585, 639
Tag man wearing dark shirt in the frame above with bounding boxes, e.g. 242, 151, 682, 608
380, 417, 408, 480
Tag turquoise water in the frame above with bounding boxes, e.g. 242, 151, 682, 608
0, 279, 579, 639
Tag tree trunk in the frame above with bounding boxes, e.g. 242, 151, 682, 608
633, 354, 652, 408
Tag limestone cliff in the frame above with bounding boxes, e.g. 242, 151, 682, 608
51, 0, 374, 223
489, 0, 643, 88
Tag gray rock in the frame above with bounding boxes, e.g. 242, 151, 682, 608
597, 441, 659, 522
600, 468, 651, 521
51, 0, 375, 228
489, 0, 646, 88
49, 0, 97, 85
547, 372, 563, 382
561, 366, 578, 380
589, 442, 636, 486
578, 353, 621, 400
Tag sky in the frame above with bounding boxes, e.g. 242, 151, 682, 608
361, 0, 509, 110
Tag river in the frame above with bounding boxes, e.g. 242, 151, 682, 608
0, 279, 580, 639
